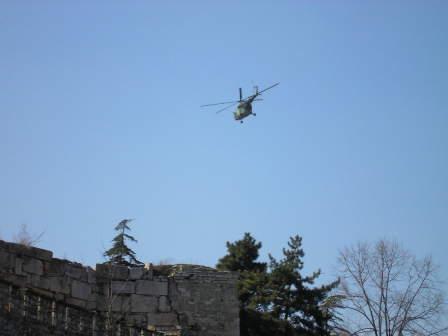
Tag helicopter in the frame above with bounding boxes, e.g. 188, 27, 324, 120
201, 83, 279, 123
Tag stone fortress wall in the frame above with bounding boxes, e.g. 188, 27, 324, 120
0, 240, 239, 336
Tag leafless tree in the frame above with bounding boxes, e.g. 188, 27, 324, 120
97, 245, 132, 336
102, 263, 131, 336
13, 221, 46, 247
333, 238, 447, 336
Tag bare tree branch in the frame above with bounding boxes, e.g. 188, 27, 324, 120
12, 221, 46, 247
333, 238, 447, 336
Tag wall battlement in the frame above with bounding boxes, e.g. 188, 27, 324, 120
0, 240, 239, 336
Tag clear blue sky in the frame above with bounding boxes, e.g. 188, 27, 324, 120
1, 1, 447, 292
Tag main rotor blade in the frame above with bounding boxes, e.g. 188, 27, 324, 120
201, 83, 274, 111
201, 100, 240, 107
258, 83, 279, 94
238, 83, 278, 102
216, 102, 239, 114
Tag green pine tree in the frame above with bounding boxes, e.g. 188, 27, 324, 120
217, 233, 340, 336
216, 232, 266, 273
266, 236, 339, 335
103, 219, 144, 268
217, 233, 268, 309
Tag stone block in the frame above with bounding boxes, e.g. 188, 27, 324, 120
0, 240, 7, 251
111, 281, 135, 294
125, 314, 145, 328
50, 277, 61, 292
96, 296, 107, 312
135, 280, 168, 296
156, 281, 168, 296
86, 301, 96, 311
31, 287, 54, 299
64, 265, 83, 279
28, 273, 50, 290
102, 283, 109, 295
23, 257, 43, 275
130, 267, 144, 280
131, 294, 158, 313
54, 292, 64, 301
2, 274, 27, 287
64, 296, 87, 309
85, 266, 96, 283
97, 295, 131, 312
60, 276, 71, 294
112, 264, 130, 280
45, 259, 63, 276
121, 296, 131, 312
159, 296, 168, 312
95, 296, 107, 312
6, 242, 28, 256
28, 246, 53, 261
80, 267, 88, 282
71, 280, 91, 300
14, 257, 22, 274
0, 250, 15, 268
145, 263, 153, 280
136, 280, 158, 295
88, 292, 96, 303
94, 263, 109, 278
95, 263, 129, 280
147, 313, 179, 326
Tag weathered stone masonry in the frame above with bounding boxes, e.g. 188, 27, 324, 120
0, 240, 239, 336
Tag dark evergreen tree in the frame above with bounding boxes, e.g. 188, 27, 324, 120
103, 219, 144, 267
217, 233, 340, 336
266, 236, 339, 335
216, 232, 266, 273
217, 233, 269, 311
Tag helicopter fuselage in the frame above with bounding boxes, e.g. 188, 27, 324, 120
234, 101, 253, 121
234, 94, 258, 121
201, 83, 278, 123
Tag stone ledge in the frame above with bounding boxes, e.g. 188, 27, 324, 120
2, 274, 27, 288
0, 241, 53, 262
95, 263, 129, 281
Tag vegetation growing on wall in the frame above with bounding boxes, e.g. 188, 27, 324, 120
103, 219, 144, 268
